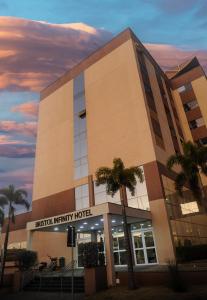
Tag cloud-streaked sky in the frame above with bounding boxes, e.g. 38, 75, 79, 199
0, 0, 206, 209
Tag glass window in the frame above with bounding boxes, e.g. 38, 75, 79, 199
75, 184, 89, 210
127, 169, 150, 211
94, 183, 121, 205
135, 249, 145, 264
113, 235, 126, 265
189, 117, 205, 129
73, 73, 88, 180
146, 248, 157, 263
133, 232, 143, 248
144, 231, 154, 247
183, 100, 198, 112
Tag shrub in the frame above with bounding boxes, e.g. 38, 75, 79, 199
176, 244, 207, 262
17, 250, 37, 271
78, 241, 105, 268
167, 261, 187, 292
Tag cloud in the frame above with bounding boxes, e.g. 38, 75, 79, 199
0, 16, 206, 94
11, 101, 38, 117
0, 120, 37, 137
147, 0, 196, 14
145, 43, 207, 73
0, 143, 35, 158
0, 17, 112, 92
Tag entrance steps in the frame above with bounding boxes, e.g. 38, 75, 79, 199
23, 275, 84, 293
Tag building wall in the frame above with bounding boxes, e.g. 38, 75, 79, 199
85, 39, 156, 176
33, 81, 74, 201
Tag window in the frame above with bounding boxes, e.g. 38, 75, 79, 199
113, 235, 127, 265
94, 183, 121, 205
132, 230, 157, 264
183, 100, 198, 112
181, 202, 199, 215
75, 184, 89, 210
189, 117, 205, 129
197, 137, 207, 146
127, 169, 150, 211
73, 73, 88, 179
177, 83, 192, 94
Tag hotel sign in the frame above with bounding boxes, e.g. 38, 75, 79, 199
34, 209, 93, 229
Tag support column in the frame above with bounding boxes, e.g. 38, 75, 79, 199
103, 213, 116, 287
144, 161, 176, 263
27, 230, 33, 250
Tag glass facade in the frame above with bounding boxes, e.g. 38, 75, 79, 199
162, 175, 207, 247
75, 184, 89, 210
112, 222, 157, 265
73, 73, 88, 179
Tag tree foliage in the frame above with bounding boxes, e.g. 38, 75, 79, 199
95, 158, 144, 196
167, 141, 207, 199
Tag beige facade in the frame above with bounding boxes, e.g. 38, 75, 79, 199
1, 29, 207, 286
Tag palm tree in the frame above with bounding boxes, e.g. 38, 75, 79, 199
167, 141, 207, 201
0, 185, 29, 286
96, 158, 144, 290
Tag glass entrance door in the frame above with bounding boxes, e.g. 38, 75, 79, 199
77, 233, 91, 267
132, 229, 157, 264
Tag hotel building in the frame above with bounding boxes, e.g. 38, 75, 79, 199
1, 28, 207, 286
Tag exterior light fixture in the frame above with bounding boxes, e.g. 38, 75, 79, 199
80, 226, 84, 229
90, 226, 94, 230
54, 227, 59, 231
83, 222, 88, 225
112, 220, 116, 223
95, 223, 99, 226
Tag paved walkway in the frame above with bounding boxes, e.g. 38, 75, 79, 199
1, 291, 84, 300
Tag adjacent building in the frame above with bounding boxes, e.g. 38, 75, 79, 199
1, 28, 207, 286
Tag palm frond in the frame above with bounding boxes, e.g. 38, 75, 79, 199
175, 172, 186, 197
95, 167, 112, 186
14, 197, 30, 210
188, 175, 202, 200
0, 207, 4, 226
167, 154, 184, 170
0, 196, 8, 207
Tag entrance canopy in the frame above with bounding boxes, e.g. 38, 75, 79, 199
26, 202, 152, 232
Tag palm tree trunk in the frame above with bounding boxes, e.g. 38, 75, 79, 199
0, 208, 11, 286
120, 186, 137, 289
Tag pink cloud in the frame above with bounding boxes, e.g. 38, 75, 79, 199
0, 143, 35, 158
0, 134, 29, 145
145, 43, 207, 73
11, 101, 38, 117
0, 120, 37, 137
0, 17, 112, 92
0, 17, 206, 94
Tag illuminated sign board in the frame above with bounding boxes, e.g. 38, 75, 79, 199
35, 209, 92, 229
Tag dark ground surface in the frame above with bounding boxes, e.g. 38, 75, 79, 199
1, 286, 207, 300
0, 291, 84, 300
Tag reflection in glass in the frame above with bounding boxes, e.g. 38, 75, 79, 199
73, 73, 88, 179
134, 232, 143, 248
144, 231, 154, 247
135, 249, 145, 264
147, 248, 157, 263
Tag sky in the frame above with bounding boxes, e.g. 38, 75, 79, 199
0, 0, 207, 211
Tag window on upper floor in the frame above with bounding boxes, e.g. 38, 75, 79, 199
177, 83, 192, 94
75, 184, 89, 210
183, 100, 198, 112
189, 117, 205, 130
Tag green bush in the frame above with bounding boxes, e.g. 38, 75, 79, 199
17, 250, 37, 271
176, 244, 207, 262
168, 261, 187, 292
79, 241, 105, 268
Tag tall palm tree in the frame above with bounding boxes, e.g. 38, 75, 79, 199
96, 158, 144, 290
0, 185, 30, 286
167, 141, 207, 201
